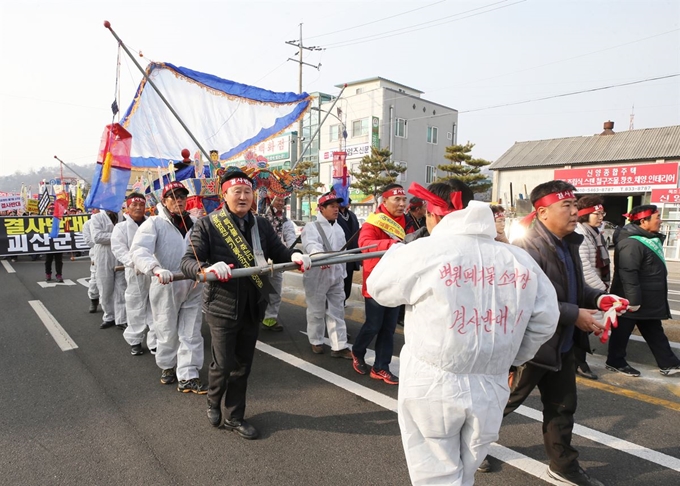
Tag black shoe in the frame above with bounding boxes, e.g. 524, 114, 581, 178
100, 320, 115, 329
352, 351, 368, 375
330, 348, 353, 359
116, 323, 128, 330
207, 404, 221, 427
576, 364, 598, 380
547, 466, 604, 486
311, 344, 324, 354
477, 457, 492, 473
261, 320, 284, 332
224, 418, 258, 440
130, 344, 144, 356
605, 364, 640, 377
177, 378, 208, 395
160, 368, 177, 385
88, 299, 99, 313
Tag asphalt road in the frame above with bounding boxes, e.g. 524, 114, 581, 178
1, 257, 679, 486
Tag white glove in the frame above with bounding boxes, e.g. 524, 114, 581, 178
291, 253, 312, 272
206, 262, 232, 282
153, 267, 173, 285
627, 305, 640, 312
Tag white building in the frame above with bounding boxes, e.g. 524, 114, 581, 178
316, 77, 459, 202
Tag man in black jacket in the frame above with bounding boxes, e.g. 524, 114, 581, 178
181, 170, 311, 440
336, 199, 361, 302
480, 180, 629, 486
607, 205, 680, 377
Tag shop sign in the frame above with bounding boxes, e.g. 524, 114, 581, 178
554, 163, 678, 193
651, 188, 680, 204
319, 142, 371, 162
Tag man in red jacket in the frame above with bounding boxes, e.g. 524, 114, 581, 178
351, 183, 412, 384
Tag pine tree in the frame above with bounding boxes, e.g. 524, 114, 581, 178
292, 159, 324, 218
350, 147, 406, 207
437, 142, 492, 194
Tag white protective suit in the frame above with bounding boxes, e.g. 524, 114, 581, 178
111, 214, 156, 350
90, 211, 127, 324
130, 204, 203, 381
81, 218, 99, 300
264, 217, 297, 321
366, 201, 559, 486
301, 212, 348, 351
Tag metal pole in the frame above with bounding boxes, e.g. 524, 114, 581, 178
54, 156, 91, 188
103, 21, 213, 164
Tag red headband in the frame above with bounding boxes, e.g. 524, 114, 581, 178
318, 192, 341, 206
126, 197, 145, 207
494, 212, 506, 220
407, 182, 463, 217
382, 187, 406, 199
162, 181, 188, 198
520, 190, 576, 227
623, 209, 657, 221
577, 204, 604, 217
221, 177, 253, 193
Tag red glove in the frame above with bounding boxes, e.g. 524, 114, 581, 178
597, 294, 629, 315
599, 308, 620, 344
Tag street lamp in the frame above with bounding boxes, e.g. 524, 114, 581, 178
311, 107, 347, 149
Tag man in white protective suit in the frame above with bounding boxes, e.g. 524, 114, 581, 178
89, 208, 127, 329
81, 209, 100, 313
302, 191, 352, 358
366, 179, 559, 486
261, 193, 297, 332
131, 181, 206, 394
111, 193, 157, 356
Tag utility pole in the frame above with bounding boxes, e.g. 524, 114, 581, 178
286, 23, 322, 219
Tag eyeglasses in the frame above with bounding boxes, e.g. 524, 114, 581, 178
166, 193, 187, 201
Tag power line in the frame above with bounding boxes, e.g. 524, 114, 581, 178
306, 0, 450, 40
325, 0, 522, 49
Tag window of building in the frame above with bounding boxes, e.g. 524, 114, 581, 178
352, 118, 369, 137
426, 165, 437, 183
427, 126, 438, 144
329, 124, 341, 142
395, 118, 407, 138
356, 88, 364, 95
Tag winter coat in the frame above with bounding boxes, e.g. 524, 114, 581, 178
180, 208, 298, 321
514, 220, 603, 370
610, 224, 670, 320
359, 204, 413, 298
574, 222, 609, 292
336, 208, 361, 271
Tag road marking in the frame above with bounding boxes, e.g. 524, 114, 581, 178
37, 279, 77, 288
257, 341, 680, 474
630, 333, 680, 350
1, 260, 16, 273
28, 300, 78, 351
575, 377, 680, 412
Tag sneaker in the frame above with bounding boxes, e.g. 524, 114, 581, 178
659, 365, 680, 376
177, 378, 208, 394
605, 364, 640, 377
352, 351, 368, 375
576, 364, 598, 380
547, 466, 605, 486
45, 274, 52, 282
55, 274, 64, 283
99, 320, 115, 329
370, 368, 399, 385
88, 299, 99, 313
261, 318, 283, 332
330, 348, 353, 360
160, 368, 177, 385
311, 344, 324, 354
130, 344, 144, 356
150, 348, 157, 355
116, 323, 128, 330
477, 457, 492, 473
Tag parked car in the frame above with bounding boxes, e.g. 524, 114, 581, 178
601, 221, 618, 247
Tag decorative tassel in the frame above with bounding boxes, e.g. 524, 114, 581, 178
101, 151, 113, 183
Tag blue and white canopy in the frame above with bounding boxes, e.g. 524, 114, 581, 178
121, 62, 311, 168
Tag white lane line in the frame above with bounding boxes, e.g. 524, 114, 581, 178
256, 341, 680, 475
1, 260, 16, 273
488, 444, 563, 485
28, 300, 78, 351
629, 333, 680, 350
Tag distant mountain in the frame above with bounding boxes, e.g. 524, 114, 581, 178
0, 164, 96, 194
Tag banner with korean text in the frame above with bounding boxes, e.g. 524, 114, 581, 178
554, 163, 678, 193
0, 214, 91, 256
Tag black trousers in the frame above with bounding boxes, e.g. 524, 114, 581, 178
205, 311, 259, 421
504, 349, 579, 474
45, 253, 63, 275
607, 316, 680, 369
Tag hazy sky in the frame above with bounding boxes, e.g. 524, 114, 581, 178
1, 0, 678, 179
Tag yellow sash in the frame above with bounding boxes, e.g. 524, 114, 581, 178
366, 212, 405, 241
209, 209, 264, 289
